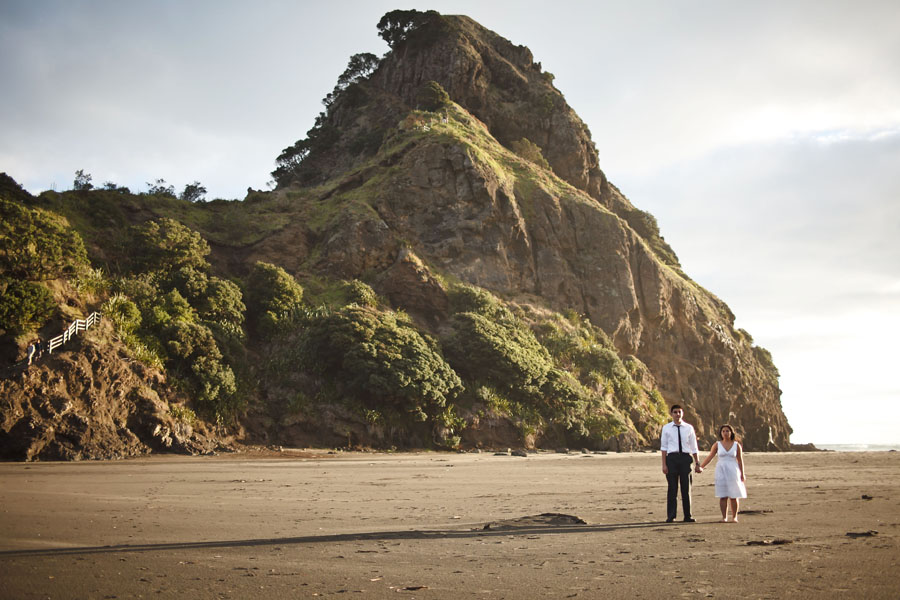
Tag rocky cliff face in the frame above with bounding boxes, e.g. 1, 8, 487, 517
0, 322, 227, 460
372, 15, 607, 199
276, 11, 790, 449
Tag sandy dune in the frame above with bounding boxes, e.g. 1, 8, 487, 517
1, 450, 898, 598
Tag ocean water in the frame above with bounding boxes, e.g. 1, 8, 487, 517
815, 443, 900, 452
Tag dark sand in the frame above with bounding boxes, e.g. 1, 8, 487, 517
1, 450, 898, 599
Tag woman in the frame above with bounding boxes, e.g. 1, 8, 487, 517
699, 424, 747, 522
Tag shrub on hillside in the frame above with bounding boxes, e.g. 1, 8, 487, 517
583, 410, 628, 445
416, 80, 451, 111
343, 279, 378, 307
443, 310, 552, 401
297, 305, 462, 423
0, 278, 55, 334
165, 319, 237, 415
168, 265, 209, 303
0, 197, 88, 281
510, 138, 550, 170
198, 277, 245, 328
539, 368, 590, 434
128, 217, 211, 276
101, 292, 164, 367
74, 267, 108, 295
144, 289, 195, 333
101, 294, 142, 334
163, 265, 244, 330
753, 346, 779, 380
622, 207, 680, 267
531, 314, 664, 418
244, 261, 304, 334
447, 283, 509, 320
112, 275, 159, 306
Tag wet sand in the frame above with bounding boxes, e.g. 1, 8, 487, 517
1, 450, 898, 599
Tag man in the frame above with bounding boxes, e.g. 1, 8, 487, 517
660, 404, 702, 522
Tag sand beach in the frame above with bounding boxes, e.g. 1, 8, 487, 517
1, 450, 898, 599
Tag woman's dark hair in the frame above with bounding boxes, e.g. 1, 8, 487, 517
718, 424, 737, 441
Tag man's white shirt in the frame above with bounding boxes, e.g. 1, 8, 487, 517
660, 421, 699, 455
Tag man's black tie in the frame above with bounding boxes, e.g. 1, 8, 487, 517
676, 424, 683, 453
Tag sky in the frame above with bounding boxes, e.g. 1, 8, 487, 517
2, 0, 898, 445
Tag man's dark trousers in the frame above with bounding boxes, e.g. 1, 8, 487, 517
666, 452, 693, 520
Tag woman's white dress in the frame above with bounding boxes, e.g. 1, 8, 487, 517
714, 441, 747, 498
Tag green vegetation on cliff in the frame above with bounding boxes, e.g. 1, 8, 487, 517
104, 217, 246, 419
1, 179, 90, 335
297, 305, 462, 424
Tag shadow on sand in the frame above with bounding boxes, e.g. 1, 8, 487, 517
0, 514, 673, 558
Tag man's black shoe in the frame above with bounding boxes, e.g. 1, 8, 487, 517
683, 517, 696, 522
665, 518, 675, 523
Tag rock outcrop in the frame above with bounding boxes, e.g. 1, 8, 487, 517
0, 323, 228, 460
276, 11, 790, 449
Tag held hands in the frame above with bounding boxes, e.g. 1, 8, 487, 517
695, 465, 704, 474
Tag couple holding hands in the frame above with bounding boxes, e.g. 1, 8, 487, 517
660, 405, 747, 523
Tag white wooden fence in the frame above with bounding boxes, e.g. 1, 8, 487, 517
47, 311, 102, 354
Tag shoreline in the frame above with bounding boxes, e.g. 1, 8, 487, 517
812, 444, 900, 452
2, 444, 897, 467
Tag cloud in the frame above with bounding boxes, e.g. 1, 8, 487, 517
548, 1, 900, 178
616, 130, 900, 443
